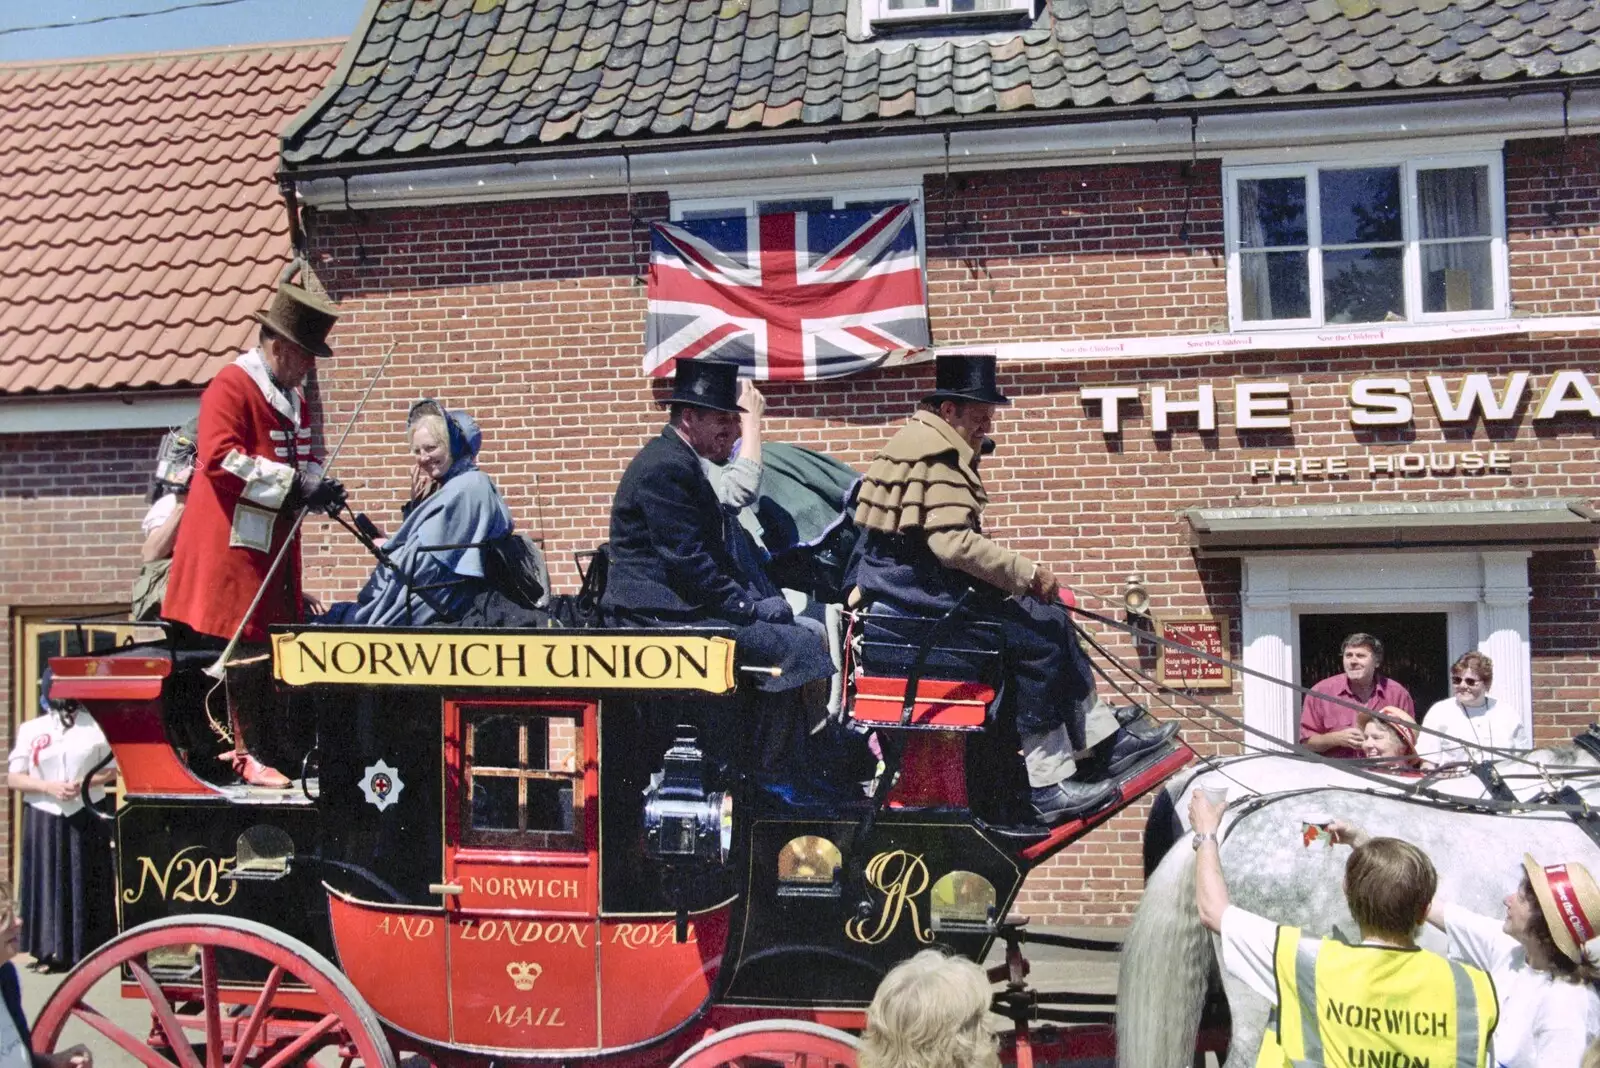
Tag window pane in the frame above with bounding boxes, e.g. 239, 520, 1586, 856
1240, 250, 1309, 320
471, 777, 520, 831
884, 0, 939, 8
1323, 247, 1404, 323
1320, 168, 1401, 245
472, 715, 520, 767
1418, 167, 1490, 240
1237, 178, 1306, 248
757, 198, 834, 216
1422, 240, 1493, 312
527, 780, 575, 833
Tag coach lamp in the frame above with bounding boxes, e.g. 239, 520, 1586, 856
643, 727, 735, 942
1123, 574, 1152, 619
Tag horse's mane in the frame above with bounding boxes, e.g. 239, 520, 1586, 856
1515, 743, 1585, 767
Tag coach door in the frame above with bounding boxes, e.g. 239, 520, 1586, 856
442, 699, 600, 1051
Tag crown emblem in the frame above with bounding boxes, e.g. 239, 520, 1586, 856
506, 961, 543, 991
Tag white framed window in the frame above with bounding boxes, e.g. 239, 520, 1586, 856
1223, 153, 1507, 331
869, 0, 1032, 21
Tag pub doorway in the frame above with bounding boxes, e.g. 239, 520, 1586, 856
1297, 612, 1450, 718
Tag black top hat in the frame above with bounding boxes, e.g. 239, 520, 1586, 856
924, 353, 1010, 406
662, 359, 746, 413
252, 283, 339, 358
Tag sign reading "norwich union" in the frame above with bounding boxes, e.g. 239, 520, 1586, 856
271, 631, 737, 694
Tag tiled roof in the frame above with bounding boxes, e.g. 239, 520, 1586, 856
0, 42, 342, 396
283, 0, 1600, 168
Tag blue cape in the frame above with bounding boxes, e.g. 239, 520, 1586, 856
324, 408, 512, 626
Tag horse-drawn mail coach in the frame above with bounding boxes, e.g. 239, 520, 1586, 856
30, 615, 1191, 1068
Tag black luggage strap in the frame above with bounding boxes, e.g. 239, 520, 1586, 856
1471, 761, 1517, 803
1556, 785, 1600, 850
1574, 723, 1600, 764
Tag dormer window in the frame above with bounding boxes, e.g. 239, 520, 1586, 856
872, 0, 1033, 24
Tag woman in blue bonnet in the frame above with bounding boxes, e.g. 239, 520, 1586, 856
320, 399, 512, 626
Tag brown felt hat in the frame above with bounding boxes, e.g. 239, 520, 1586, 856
253, 283, 339, 358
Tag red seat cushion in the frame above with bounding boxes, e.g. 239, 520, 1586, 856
850, 675, 994, 729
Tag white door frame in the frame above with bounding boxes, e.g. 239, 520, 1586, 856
1240, 550, 1531, 746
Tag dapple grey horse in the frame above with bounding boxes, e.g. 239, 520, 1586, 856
1116, 747, 1600, 1068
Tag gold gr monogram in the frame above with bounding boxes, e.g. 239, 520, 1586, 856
844, 850, 933, 946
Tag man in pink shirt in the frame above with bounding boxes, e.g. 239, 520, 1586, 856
1300, 632, 1414, 759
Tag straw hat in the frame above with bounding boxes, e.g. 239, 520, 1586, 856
1522, 854, 1600, 964
1356, 705, 1419, 756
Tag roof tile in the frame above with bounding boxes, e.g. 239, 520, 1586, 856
0, 42, 339, 396
284, 0, 1600, 163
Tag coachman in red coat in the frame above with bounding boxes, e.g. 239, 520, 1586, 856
163, 282, 347, 787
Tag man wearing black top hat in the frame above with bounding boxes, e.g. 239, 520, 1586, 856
852, 354, 1179, 824
603, 359, 833, 693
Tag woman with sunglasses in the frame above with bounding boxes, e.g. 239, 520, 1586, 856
1415, 651, 1531, 765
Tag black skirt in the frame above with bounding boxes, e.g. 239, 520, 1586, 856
19, 804, 115, 968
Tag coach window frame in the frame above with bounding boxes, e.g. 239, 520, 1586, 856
668, 186, 928, 277
1222, 150, 1508, 332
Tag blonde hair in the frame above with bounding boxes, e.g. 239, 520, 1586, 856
858, 950, 998, 1068
1581, 1036, 1600, 1068
409, 413, 451, 463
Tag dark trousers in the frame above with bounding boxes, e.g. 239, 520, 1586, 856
998, 597, 1096, 742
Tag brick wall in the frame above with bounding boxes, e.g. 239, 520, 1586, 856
293, 134, 1600, 924
0, 429, 159, 876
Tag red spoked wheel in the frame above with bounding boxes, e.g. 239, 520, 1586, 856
32, 915, 396, 1068
671, 1021, 860, 1068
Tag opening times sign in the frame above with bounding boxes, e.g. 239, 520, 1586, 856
1156, 617, 1231, 690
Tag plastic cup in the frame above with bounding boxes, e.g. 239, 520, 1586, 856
1199, 784, 1228, 806
1301, 811, 1334, 849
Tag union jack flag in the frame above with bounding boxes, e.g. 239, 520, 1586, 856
645, 203, 930, 381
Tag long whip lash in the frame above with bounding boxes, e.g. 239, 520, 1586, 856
204, 338, 401, 680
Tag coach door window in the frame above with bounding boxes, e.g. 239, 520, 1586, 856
461, 705, 584, 852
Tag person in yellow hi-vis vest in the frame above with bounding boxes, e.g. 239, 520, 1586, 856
1190, 791, 1498, 1068
1336, 822, 1600, 1068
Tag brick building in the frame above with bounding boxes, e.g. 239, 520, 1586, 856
273, 0, 1600, 923
5, 2, 1595, 923
0, 42, 341, 875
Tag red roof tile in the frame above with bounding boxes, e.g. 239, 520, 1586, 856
0, 40, 341, 396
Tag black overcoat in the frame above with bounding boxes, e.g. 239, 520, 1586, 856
602, 427, 754, 623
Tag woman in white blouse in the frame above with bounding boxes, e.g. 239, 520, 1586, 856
1416, 651, 1531, 765
5, 680, 116, 973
